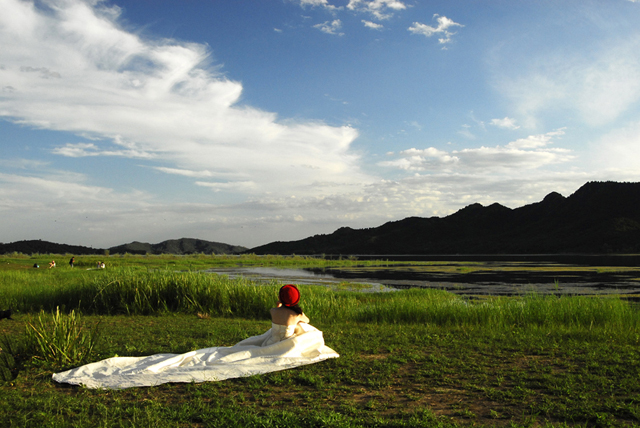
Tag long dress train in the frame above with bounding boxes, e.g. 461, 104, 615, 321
52, 322, 338, 389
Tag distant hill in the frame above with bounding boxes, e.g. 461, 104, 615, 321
248, 181, 640, 255
0, 238, 248, 255
0, 240, 103, 255
108, 238, 248, 255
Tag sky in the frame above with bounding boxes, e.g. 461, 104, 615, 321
2, 0, 640, 249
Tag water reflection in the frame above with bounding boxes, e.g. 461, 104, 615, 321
205, 267, 395, 293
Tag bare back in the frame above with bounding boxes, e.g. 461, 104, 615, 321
270, 306, 310, 326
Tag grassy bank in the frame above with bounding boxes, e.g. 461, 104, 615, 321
0, 253, 395, 271
2, 267, 638, 331
1, 256, 640, 427
2, 314, 639, 427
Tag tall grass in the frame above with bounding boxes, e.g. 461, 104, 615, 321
1, 307, 101, 379
1, 268, 639, 333
88, 269, 279, 317
348, 288, 639, 330
24, 307, 101, 369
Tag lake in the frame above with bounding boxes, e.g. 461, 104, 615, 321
206, 255, 640, 297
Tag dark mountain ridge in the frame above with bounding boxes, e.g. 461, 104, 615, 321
0, 240, 104, 256
109, 238, 248, 255
3, 181, 639, 256
0, 238, 248, 256
248, 181, 640, 255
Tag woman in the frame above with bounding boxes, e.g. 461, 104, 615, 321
263, 284, 310, 346
53, 283, 338, 389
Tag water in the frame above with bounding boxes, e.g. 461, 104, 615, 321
206, 260, 640, 297
205, 267, 395, 293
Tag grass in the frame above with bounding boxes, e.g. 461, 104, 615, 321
1, 254, 640, 427
2, 267, 638, 330
2, 314, 639, 427
0, 253, 398, 271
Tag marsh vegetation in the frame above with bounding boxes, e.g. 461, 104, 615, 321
1, 254, 639, 427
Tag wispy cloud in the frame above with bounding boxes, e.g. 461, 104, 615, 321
51, 142, 155, 159
0, 0, 368, 201
379, 129, 571, 172
493, 36, 640, 127
347, 0, 407, 20
408, 14, 464, 47
153, 167, 219, 178
588, 120, 640, 171
362, 20, 383, 30
458, 124, 475, 139
297, 0, 342, 12
490, 117, 520, 130
195, 180, 257, 192
314, 19, 344, 35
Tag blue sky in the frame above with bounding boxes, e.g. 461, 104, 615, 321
2, 0, 640, 249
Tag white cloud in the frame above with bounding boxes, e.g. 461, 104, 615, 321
588, 120, 640, 171
297, 0, 342, 12
379, 129, 571, 172
362, 20, 383, 30
314, 19, 344, 35
347, 0, 407, 20
408, 14, 463, 47
51, 142, 155, 159
0, 158, 50, 170
0, 159, 597, 248
494, 36, 640, 127
506, 129, 564, 149
153, 167, 218, 178
0, 0, 369, 202
195, 180, 257, 192
1, 0, 636, 250
490, 117, 520, 130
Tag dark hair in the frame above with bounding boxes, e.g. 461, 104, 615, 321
284, 304, 303, 315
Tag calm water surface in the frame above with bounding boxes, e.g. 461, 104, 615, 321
206, 257, 640, 297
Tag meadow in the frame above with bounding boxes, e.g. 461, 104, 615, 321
1, 253, 639, 427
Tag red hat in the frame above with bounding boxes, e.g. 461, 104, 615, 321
279, 284, 300, 307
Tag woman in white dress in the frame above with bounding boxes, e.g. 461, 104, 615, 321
261, 284, 310, 346
52, 283, 338, 389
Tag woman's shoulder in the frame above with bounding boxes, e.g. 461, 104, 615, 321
271, 306, 305, 325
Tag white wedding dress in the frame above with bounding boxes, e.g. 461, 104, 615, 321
52, 322, 338, 389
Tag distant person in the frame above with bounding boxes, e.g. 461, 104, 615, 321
100, 261, 105, 269
69, 257, 75, 268
262, 284, 310, 346
33, 263, 39, 268
97, 261, 101, 269
49, 260, 56, 268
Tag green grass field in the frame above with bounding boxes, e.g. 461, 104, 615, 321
1, 254, 640, 427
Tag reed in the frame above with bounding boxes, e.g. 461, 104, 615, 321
23, 307, 101, 369
349, 288, 639, 330
2, 268, 639, 334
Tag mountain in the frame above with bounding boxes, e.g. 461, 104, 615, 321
0, 240, 103, 255
4, 181, 639, 256
108, 238, 248, 255
0, 238, 247, 255
248, 181, 640, 255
